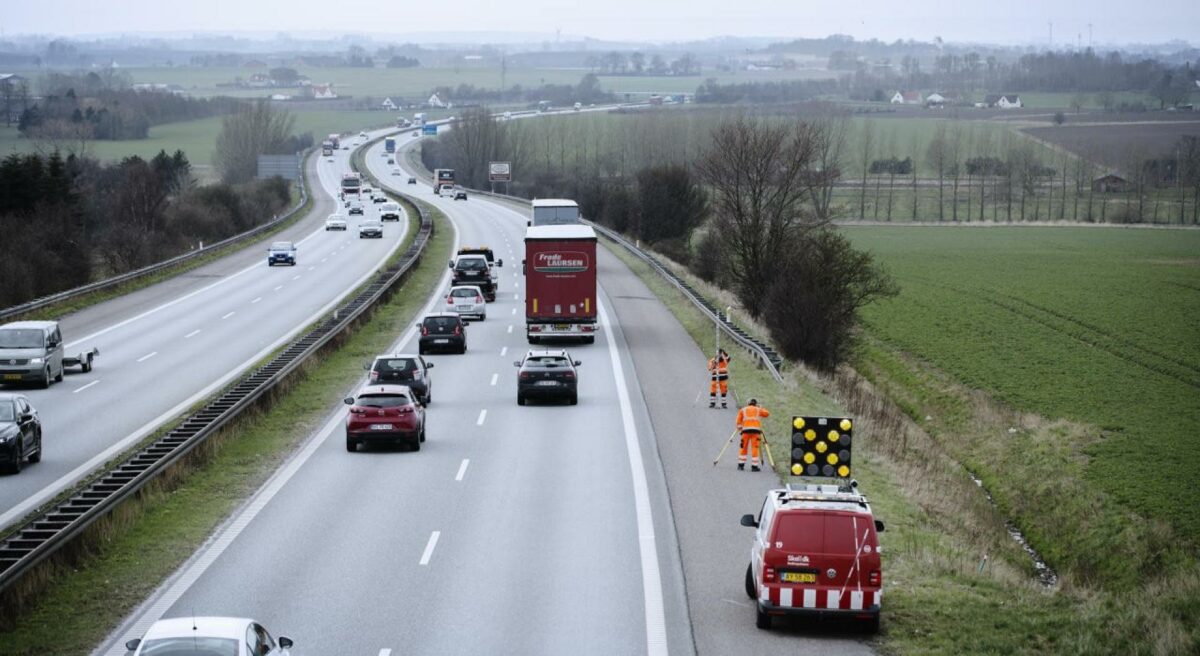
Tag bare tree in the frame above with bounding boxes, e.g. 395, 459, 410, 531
213, 101, 296, 184
696, 117, 828, 316
804, 111, 848, 223
927, 124, 949, 220
857, 120, 873, 219
949, 125, 965, 221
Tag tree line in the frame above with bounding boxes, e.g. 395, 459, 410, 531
422, 106, 894, 369
0, 150, 293, 308
429, 74, 615, 108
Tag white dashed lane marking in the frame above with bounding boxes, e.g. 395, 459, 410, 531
476, 409, 487, 426
137, 352, 157, 363
419, 531, 441, 565
251, 297, 261, 304
185, 329, 201, 339
490, 373, 498, 386
221, 311, 235, 320
455, 459, 469, 481
73, 380, 100, 394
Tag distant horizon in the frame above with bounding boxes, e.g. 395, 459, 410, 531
2, 0, 1198, 50
0, 28, 1194, 52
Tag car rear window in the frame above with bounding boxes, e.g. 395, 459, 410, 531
450, 288, 478, 298
774, 513, 869, 555
456, 258, 486, 271
139, 637, 240, 655
356, 394, 411, 408
526, 356, 569, 367
423, 317, 460, 330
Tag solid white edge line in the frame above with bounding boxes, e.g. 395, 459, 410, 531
476, 409, 487, 426
600, 301, 669, 656
136, 352, 157, 363
0, 184, 416, 531
455, 459, 469, 481
97, 159, 461, 654
73, 380, 100, 394
419, 531, 441, 565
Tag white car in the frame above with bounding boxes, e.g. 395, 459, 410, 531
125, 616, 293, 656
359, 131, 367, 138
392, 167, 401, 176
359, 220, 384, 238
437, 184, 454, 196
325, 214, 348, 231
380, 203, 401, 221
446, 285, 486, 320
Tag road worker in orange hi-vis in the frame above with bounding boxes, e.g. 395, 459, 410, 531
707, 348, 731, 408
735, 398, 769, 471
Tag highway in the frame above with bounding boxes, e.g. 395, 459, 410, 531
0, 133, 409, 528
97, 133, 692, 654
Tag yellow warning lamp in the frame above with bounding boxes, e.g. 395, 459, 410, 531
791, 416, 854, 478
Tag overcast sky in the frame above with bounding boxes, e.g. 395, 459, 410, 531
3, 0, 1197, 46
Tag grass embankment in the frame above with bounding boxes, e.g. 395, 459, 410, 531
0, 205, 452, 655
602, 234, 1188, 654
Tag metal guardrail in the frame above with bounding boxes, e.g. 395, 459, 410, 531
584, 222, 785, 382
0, 154, 433, 595
0, 155, 312, 322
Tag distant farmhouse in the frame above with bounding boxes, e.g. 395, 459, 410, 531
308, 84, 337, 100
890, 90, 923, 105
981, 94, 1023, 108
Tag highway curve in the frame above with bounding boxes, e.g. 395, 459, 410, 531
0, 133, 409, 529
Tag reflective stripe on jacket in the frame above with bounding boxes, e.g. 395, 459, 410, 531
736, 405, 769, 431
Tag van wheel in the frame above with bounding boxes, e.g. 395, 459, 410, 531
745, 564, 756, 600
39, 368, 51, 389
755, 606, 772, 630
54, 365, 63, 382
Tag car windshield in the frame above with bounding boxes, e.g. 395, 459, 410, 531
456, 259, 486, 271
0, 329, 43, 349
0, 402, 14, 422
138, 637, 240, 655
527, 356, 569, 367
450, 288, 478, 298
270, 242, 292, 250
356, 394, 411, 408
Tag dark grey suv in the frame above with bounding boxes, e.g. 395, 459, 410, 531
417, 313, 468, 355
514, 350, 581, 406
0, 393, 42, 474
368, 354, 434, 404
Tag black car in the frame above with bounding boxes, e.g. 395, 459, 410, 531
417, 313, 469, 355
368, 354, 434, 404
0, 393, 42, 474
514, 350, 581, 406
267, 241, 296, 266
373, 195, 387, 204
407, 177, 417, 185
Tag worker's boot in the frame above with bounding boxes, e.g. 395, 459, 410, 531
709, 399, 716, 408
751, 465, 761, 472
737, 463, 745, 471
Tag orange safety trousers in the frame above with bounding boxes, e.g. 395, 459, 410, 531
739, 429, 762, 466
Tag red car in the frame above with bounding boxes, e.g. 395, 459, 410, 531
344, 384, 426, 452
741, 484, 884, 632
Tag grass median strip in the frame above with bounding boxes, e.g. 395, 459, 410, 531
0, 208, 451, 655
602, 239, 1113, 654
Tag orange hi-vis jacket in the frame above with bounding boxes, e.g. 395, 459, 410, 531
708, 356, 730, 380
736, 405, 769, 433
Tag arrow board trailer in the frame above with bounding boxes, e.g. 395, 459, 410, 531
523, 225, 598, 344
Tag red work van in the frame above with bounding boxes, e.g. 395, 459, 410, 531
741, 484, 884, 632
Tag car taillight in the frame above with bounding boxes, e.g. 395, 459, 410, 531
454, 325, 462, 335
868, 569, 881, 586
519, 372, 532, 380
476, 295, 483, 303
764, 565, 776, 583
581, 325, 595, 332
420, 326, 429, 336
563, 372, 575, 380
369, 370, 379, 381
530, 325, 542, 332
398, 407, 412, 414
412, 369, 423, 380
447, 298, 453, 304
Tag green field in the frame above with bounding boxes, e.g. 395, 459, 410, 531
0, 109, 408, 168
846, 226, 1200, 555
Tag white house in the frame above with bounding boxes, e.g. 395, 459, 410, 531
890, 90, 923, 104
926, 92, 949, 106
381, 97, 397, 111
427, 93, 448, 108
985, 94, 1023, 108
309, 84, 337, 100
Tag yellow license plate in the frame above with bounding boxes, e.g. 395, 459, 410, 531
781, 572, 817, 584
3, 374, 21, 381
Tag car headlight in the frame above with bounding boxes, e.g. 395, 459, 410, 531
0, 431, 12, 443
29, 357, 43, 365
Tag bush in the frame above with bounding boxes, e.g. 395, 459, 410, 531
761, 229, 897, 370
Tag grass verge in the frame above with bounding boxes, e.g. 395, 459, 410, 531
600, 239, 1172, 655
0, 207, 452, 655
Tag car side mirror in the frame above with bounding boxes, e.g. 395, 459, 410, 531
447, 260, 454, 269
343, 398, 355, 405
278, 636, 294, 649
573, 360, 582, 366
513, 361, 521, 367
497, 259, 504, 267
875, 519, 886, 533
125, 639, 141, 651
740, 514, 758, 528
426, 362, 434, 369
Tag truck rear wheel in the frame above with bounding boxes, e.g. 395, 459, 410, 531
83, 355, 93, 373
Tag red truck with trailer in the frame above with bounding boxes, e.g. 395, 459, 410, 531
523, 225, 598, 344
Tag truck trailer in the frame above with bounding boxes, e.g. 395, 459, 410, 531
384, 137, 396, 153
327, 133, 341, 149
433, 168, 455, 193
523, 225, 598, 344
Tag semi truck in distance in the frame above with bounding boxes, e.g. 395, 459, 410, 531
384, 137, 396, 153
341, 172, 362, 196
321, 141, 334, 156
433, 168, 455, 193
530, 199, 580, 227
327, 133, 341, 148
523, 224, 598, 344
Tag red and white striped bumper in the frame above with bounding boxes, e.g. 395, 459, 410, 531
759, 585, 881, 613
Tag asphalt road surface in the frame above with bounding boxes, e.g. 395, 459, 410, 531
0, 131, 408, 529
97, 134, 692, 655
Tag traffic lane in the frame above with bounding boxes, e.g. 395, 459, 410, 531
0, 166, 406, 520
597, 247, 876, 655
